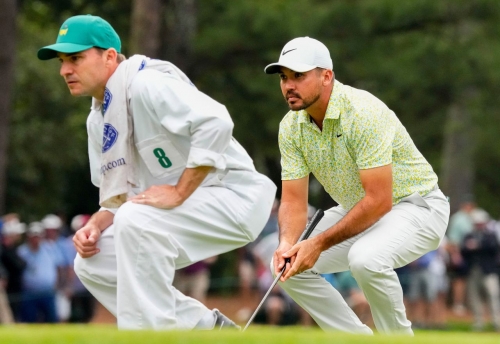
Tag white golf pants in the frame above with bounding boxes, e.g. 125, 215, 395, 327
74, 170, 276, 330
277, 187, 450, 335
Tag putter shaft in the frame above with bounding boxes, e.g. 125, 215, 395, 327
242, 209, 325, 331
242, 268, 284, 331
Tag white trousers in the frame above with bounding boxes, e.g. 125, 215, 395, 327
74, 170, 276, 330
277, 188, 450, 335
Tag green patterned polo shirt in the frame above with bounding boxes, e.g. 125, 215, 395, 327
279, 80, 438, 210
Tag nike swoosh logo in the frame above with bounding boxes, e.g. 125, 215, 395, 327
282, 48, 297, 55
336, 134, 342, 138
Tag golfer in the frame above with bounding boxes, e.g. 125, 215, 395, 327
265, 37, 450, 335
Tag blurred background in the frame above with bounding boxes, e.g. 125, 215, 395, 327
1, 0, 500, 331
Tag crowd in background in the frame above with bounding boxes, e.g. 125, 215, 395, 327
1, 195, 500, 331
0, 213, 95, 324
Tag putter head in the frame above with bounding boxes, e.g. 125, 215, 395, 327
213, 309, 241, 330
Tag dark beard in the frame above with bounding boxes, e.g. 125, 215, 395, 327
287, 93, 320, 111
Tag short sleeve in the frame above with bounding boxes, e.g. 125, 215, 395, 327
347, 104, 395, 170
130, 70, 233, 170
279, 119, 310, 180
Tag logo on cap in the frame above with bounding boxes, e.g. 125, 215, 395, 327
59, 26, 68, 36
282, 48, 297, 55
102, 123, 118, 153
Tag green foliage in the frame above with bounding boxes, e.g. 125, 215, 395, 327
6, 0, 500, 221
7, 1, 132, 220
7, 9, 92, 220
193, 0, 500, 215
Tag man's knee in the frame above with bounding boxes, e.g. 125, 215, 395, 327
113, 202, 142, 237
348, 253, 390, 283
74, 254, 90, 281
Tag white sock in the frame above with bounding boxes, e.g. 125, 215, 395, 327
195, 309, 216, 330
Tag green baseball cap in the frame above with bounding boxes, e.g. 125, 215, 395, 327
37, 14, 121, 60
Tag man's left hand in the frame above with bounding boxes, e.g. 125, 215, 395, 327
281, 237, 322, 281
129, 185, 184, 209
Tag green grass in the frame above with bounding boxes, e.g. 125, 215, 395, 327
0, 325, 499, 344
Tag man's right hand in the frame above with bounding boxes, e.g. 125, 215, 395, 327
73, 223, 101, 258
273, 241, 293, 281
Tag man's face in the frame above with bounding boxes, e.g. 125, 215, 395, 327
278, 67, 323, 111
58, 48, 109, 99
27, 234, 42, 249
2, 233, 21, 247
45, 228, 59, 240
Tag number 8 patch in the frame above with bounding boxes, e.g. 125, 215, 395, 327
153, 148, 173, 168
136, 135, 186, 178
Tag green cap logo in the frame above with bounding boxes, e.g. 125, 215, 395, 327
37, 15, 121, 60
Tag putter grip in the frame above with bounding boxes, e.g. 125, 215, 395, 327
283, 209, 324, 266
297, 209, 324, 242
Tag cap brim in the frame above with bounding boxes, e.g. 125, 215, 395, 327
37, 43, 93, 60
264, 62, 316, 74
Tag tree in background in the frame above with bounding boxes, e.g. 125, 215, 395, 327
129, 0, 162, 58
0, 0, 17, 215
161, 0, 197, 73
4, 0, 500, 221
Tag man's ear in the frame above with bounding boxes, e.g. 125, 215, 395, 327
322, 70, 334, 86
105, 48, 118, 65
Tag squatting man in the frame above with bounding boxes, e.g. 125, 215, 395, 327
265, 36, 450, 335
37, 14, 276, 330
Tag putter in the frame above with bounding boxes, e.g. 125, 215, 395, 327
242, 209, 324, 331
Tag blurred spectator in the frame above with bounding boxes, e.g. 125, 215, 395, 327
42, 214, 73, 321
0, 257, 13, 324
445, 194, 476, 315
487, 213, 500, 280
0, 219, 14, 324
173, 257, 217, 304
406, 248, 447, 329
487, 214, 500, 245
0, 217, 27, 322
461, 209, 500, 331
17, 222, 61, 323
66, 214, 95, 323
54, 211, 72, 238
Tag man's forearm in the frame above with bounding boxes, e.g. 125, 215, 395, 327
314, 195, 391, 251
88, 210, 115, 233
175, 166, 213, 202
278, 201, 309, 244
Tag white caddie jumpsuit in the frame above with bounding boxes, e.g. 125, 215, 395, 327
75, 69, 277, 330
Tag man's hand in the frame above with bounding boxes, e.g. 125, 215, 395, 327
73, 223, 101, 258
273, 241, 294, 282
129, 185, 184, 209
129, 166, 213, 209
281, 237, 322, 281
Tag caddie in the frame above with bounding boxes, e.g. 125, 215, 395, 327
37, 14, 276, 330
